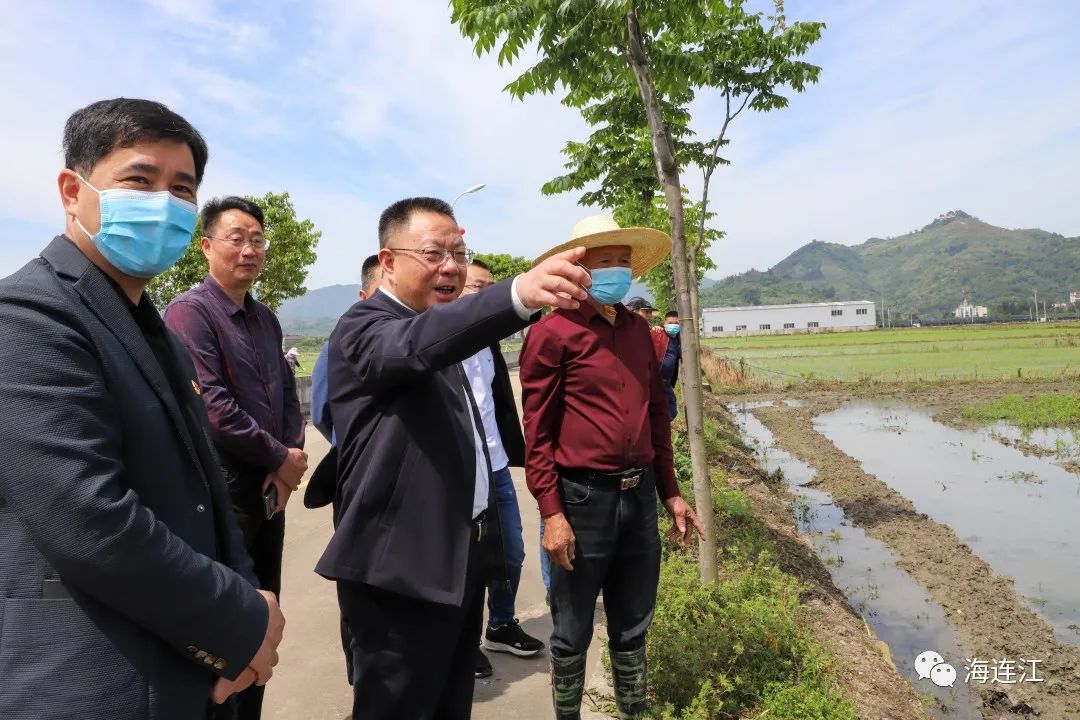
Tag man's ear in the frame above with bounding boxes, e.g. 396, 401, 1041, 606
57, 169, 82, 215
200, 236, 213, 261
378, 247, 395, 274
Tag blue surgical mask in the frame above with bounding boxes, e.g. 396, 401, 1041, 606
587, 266, 632, 305
665, 323, 681, 337
74, 174, 197, 278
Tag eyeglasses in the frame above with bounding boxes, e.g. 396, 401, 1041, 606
209, 235, 269, 250
389, 247, 474, 267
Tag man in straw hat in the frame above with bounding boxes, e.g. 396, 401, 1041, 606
520, 215, 704, 719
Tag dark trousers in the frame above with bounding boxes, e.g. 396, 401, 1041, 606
549, 469, 661, 658
229, 486, 286, 720
663, 380, 677, 421
338, 529, 486, 719
332, 498, 354, 685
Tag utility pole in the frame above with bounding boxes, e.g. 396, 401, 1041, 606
1034, 288, 1039, 321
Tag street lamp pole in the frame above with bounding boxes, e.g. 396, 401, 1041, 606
451, 183, 487, 208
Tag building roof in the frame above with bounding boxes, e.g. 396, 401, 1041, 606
701, 300, 876, 313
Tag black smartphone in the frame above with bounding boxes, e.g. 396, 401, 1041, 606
262, 483, 278, 520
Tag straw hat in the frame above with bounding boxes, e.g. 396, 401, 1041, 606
532, 215, 671, 279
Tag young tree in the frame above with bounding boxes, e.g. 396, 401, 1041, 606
453, 0, 823, 582
149, 191, 321, 311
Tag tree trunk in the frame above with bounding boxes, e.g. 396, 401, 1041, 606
688, 226, 702, 334
625, 9, 717, 583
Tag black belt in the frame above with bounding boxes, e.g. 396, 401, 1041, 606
560, 467, 647, 491
471, 510, 488, 543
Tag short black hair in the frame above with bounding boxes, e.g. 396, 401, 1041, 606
63, 98, 209, 185
201, 196, 264, 236
378, 197, 455, 248
361, 254, 381, 293
470, 258, 491, 272
665, 310, 680, 320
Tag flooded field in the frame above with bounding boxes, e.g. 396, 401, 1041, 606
734, 404, 984, 718
733, 382, 1080, 719
815, 401, 1080, 645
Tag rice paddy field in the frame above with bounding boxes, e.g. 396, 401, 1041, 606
703, 321, 1080, 384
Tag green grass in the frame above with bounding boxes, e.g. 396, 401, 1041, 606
650, 417, 858, 719
704, 322, 1080, 383
292, 352, 319, 377
962, 393, 1080, 430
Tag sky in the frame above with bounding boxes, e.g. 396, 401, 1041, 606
1, 0, 1077, 289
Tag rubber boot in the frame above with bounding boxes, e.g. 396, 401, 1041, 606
610, 646, 648, 720
550, 652, 587, 720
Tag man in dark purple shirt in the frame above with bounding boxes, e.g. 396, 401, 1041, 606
164, 195, 306, 720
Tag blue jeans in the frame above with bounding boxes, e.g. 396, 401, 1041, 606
488, 466, 525, 627
664, 380, 677, 421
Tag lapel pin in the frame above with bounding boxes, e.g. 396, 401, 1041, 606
191, 379, 202, 396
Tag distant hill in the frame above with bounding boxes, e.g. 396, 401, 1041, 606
277, 284, 360, 336
278, 280, 654, 336
700, 211, 1080, 318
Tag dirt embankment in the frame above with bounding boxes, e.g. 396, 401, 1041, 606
746, 383, 1080, 719
706, 398, 930, 720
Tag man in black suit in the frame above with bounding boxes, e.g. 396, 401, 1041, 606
317, 196, 590, 719
0, 98, 284, 720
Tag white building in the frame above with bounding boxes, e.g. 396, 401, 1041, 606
953, 299, 988, 319
1070, 290, 1080, 305
700, 300, 876, 337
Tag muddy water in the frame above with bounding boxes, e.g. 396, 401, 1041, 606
815, 401, 1080, 647
987, 422, 1080, 461
733, 404, 983, 718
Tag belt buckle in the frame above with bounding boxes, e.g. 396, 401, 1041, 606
619, 474, 640, 491
476, 518, 486, 543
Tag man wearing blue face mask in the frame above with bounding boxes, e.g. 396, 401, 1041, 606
520, 216, 704, 720
658, 310, 682, 420
0, 98, 283, 720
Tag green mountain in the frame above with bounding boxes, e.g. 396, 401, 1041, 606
700, 211, 1080, 318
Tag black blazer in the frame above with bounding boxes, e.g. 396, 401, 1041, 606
316, 282, 531, 606
304, 338, 523, 509
0, 237, 267, 720
489, 342, 525, 468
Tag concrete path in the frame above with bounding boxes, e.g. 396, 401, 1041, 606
264, 374, 606, 719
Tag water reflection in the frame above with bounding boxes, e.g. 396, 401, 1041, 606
732, 404, 983, 718
816, 401, 1080, 645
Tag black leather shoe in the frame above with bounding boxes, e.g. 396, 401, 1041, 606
475, 647, 493, 679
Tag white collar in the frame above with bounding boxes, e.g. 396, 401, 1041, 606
379, 286, 415, 313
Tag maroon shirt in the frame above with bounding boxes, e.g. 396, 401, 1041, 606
164, 276, 305, 472
519, 302, 679, 518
